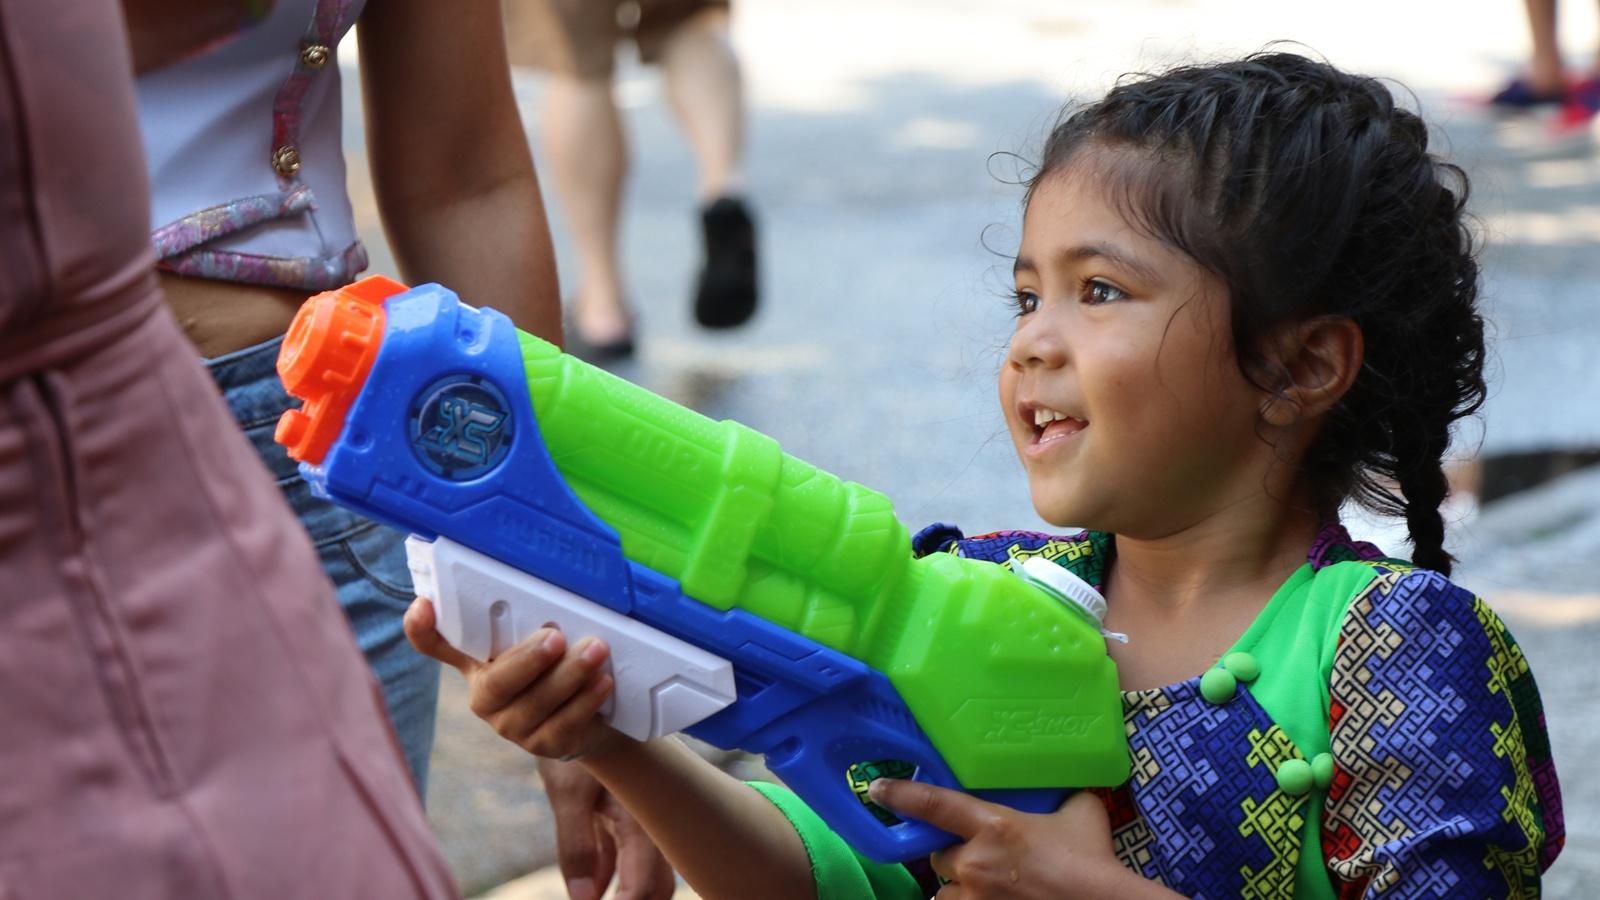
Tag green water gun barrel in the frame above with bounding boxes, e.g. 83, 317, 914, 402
520, 333, 1127, 788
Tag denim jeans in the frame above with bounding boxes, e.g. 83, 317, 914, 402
207, 335, 439, 793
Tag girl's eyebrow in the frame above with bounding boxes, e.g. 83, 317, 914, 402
1014, 242, 1160, 284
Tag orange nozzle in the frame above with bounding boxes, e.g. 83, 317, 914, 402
274, 275, 409, 464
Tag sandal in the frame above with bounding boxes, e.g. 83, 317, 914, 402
564, 309, 636, 366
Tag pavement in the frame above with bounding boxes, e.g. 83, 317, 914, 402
337, 1, 1600, 895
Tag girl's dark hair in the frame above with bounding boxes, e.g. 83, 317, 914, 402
1028, 51, 1486, 574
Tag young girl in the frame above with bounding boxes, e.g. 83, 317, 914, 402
406, 53, 1564, 898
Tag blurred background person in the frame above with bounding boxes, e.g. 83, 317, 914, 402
136, 0, 562, 795
1489, 0, 1600, 133
505, 0, 759, 362
0, 0, 455, 895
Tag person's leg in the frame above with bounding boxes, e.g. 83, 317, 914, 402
1593, 0, 1600, 74
1494, 0, 1566, 107
1549, 0, 1600, 131
1527, 0, 1563, 92
541, 73, 634, 347
656, 7, 745, 201
642, 3, 759, 328
503, 0, 634, 351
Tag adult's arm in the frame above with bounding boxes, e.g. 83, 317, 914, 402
356, 0, 562, 344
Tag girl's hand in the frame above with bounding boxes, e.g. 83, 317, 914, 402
403, 597, 623, 761
869, 781, 1157, 899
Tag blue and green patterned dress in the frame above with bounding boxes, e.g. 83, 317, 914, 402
749, 522, 1564, 899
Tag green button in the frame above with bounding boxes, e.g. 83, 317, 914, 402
1311, 752, 1334, 790
1199, 667, 1237, 704
1275, 758, 1314, 796
1222, 651, 1260, 683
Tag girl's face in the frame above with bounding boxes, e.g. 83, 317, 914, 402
1000, 164, 1277, 537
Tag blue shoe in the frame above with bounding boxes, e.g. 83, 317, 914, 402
1489, 76, 1568, 110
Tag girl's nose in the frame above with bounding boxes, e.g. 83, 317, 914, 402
1007, 308, 1068, 369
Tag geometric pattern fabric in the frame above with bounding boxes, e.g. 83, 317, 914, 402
1322, 568, 1563, 898
911, 521, 1564, 898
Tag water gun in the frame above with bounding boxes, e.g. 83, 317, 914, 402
274, 275, 1129, 863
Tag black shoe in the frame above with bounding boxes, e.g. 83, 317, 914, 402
694, 196, 758, 328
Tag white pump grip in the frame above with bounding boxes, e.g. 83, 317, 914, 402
406, 535, 737, 741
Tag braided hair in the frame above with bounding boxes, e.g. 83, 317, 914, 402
1027, 52, 1486, 573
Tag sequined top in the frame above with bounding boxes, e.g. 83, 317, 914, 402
137, 0, 369, 290
752, 522, 1564, 899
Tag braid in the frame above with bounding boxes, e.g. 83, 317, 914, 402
1027, 54, 1488, 569
1367, 145, 1484, 575
1395, 430, 1454, 574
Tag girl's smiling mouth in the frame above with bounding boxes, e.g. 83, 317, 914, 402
1021, 402, 1088, 453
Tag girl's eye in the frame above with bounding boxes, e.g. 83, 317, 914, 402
1082, 279, 1128, 305
1010, 290, 1040, 317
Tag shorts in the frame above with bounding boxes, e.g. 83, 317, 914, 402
505, 0, 731, 79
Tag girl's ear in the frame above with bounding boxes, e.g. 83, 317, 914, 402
1259, 316, 1364, 427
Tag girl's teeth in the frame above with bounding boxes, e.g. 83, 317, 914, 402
1039, 417, 1086, 442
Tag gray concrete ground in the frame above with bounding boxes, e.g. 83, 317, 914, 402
339, 1, 1600, 895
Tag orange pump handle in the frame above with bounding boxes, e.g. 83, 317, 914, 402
274, 275, 409, 465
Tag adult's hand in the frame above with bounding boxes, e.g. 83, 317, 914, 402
539, 757, 677, 900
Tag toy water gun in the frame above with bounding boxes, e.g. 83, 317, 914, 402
274, 275, 1129, 863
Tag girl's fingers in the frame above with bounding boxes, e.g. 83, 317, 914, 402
402, 597, 477, 673
928, 844, 961, 884
489, 638, 610, 739
867, 778, 998, 841
469, 628, 568, 718
526, 672, 614, 758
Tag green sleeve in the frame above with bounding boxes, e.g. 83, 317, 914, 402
746, 782, 924, 900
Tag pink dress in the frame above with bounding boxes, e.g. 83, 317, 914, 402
0, 1, 457, 895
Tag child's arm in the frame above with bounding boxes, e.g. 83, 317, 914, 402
403, 599, 816, 900
583, 738, 816, 900
1321, 571, 1563, 895
406, 595, 1181, 899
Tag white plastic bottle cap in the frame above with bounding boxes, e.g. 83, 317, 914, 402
1012, 556, 1108, 625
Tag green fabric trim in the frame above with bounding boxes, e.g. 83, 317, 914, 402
1220, 560, 1385, 900
747, 781, 921, 900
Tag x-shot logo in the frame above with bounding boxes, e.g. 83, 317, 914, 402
409, 375, 514, 481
